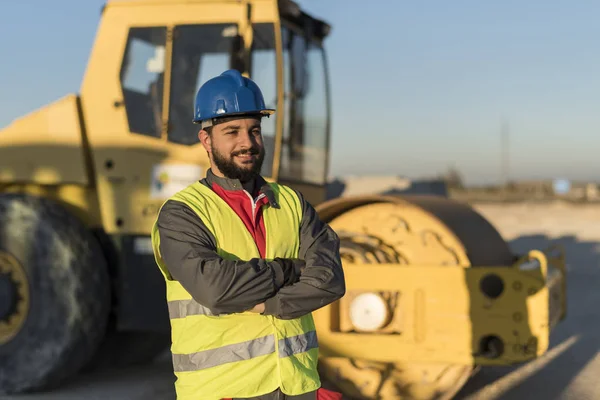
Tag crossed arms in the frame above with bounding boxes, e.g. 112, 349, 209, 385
155, 190, 346, 320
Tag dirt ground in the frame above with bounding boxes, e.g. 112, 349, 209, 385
454, 202, 600, 400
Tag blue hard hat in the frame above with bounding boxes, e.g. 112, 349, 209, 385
192, 69, 275, 126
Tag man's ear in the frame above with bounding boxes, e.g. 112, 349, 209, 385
199, 129, 211, 153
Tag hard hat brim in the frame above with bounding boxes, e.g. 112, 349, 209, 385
192, 108, 276, 125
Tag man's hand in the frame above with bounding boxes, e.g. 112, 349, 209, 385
249, 303, 265, 313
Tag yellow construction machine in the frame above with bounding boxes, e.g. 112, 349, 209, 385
0, 0, 567, 398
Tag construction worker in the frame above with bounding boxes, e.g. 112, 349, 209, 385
150, 69, 346, 400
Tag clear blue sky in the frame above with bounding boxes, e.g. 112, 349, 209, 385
1, 0, 598, 185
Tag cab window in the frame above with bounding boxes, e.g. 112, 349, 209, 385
249, 23, 277, 178
168, 24, 237, 146
167, 23, 278, 177
279, 26, 330, 185
119, 27, 167, 138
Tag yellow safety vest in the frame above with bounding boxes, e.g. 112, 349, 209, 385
151, 181, 321, 400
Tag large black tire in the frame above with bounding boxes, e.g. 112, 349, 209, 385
0, 193, 111, 394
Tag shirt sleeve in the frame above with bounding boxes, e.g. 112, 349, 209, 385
262, 189, 346, 320
155, 200, 289, 315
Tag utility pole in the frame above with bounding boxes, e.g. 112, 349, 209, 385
501, 118, 510, 188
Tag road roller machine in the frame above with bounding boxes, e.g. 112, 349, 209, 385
0, 0, 567, 398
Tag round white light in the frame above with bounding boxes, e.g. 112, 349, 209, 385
349, 292, 390, 332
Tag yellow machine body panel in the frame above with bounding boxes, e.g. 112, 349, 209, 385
314, 251, 565, 365
0, 94, 88, 185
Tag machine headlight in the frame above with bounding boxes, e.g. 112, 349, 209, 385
349, 292, 390, 332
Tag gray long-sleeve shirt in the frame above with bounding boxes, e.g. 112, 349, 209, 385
155, 169, 346, 320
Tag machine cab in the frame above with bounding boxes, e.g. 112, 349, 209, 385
80, 0, 332, 234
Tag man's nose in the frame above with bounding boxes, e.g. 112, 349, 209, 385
238, 130, 257, 148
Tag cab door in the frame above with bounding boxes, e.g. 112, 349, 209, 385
276, 21, 332, 206
80, 0, 280, 235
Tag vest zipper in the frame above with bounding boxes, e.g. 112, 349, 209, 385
244, 191, 266, 221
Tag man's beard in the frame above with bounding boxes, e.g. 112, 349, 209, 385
211, 144, 265, 182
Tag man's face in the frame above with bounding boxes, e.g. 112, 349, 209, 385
200, 117, 265, 182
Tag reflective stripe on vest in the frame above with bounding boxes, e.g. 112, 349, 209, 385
167, 299, 216, 318
171, 330, 319, 372
151, 181, 321, 400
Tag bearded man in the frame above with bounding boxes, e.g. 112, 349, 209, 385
151, 69, 345, 400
